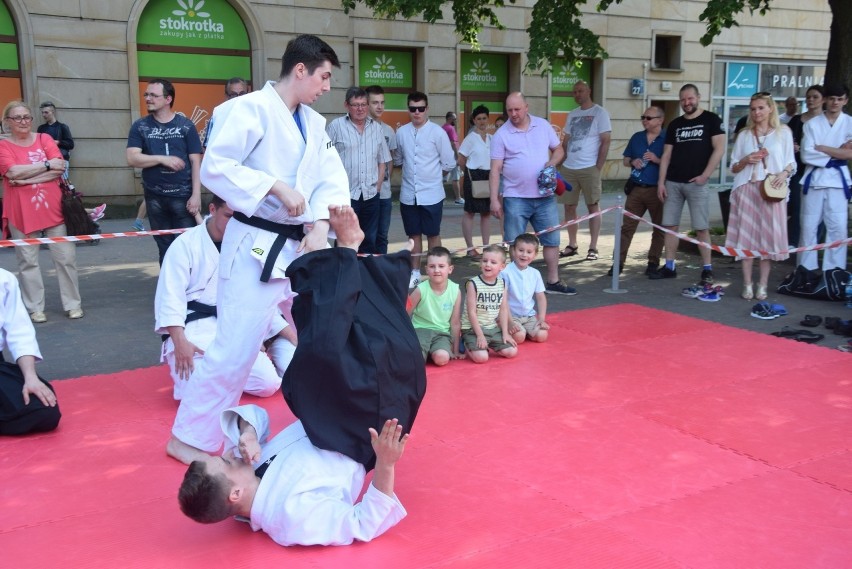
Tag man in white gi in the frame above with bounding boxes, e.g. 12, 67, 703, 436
167, 34, 350, 464
178, 405, 409, 546
799, 83, 852, 271
394, 91, 456, 288
0, 268, 60, 434
155, 195, 296, 401
326, 86, 390, 254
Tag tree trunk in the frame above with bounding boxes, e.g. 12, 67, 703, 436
826, 0, 852, 92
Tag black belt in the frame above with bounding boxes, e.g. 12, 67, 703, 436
161, 300, 217, 342
633, 183, 656, 188
233, 211, 305, 282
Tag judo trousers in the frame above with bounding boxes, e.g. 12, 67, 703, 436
283, 247, 427, 471
0, 361, 61, 435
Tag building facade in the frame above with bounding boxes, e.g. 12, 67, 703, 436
0, 0, 831, 204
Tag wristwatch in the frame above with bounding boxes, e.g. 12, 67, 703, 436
44, 161, 51, 171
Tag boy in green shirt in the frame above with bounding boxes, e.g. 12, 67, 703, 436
407, 247, 462, 366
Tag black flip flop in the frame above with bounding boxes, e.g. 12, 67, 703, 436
559, 245, 578, 258
800, 315, 822, 327
825, 317, 841, 329
771, 328, 824, 343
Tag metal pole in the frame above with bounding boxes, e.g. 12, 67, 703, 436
604, 194, 628, 294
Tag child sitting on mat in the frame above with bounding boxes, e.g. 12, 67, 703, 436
461, 244, 518, 363
501, 233, 550, 344
407, 246, 462, 366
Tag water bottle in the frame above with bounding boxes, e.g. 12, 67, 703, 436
846, 279, 852, 308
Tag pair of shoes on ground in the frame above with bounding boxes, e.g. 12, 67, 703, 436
89, 203, 106, 222
750, 301, 786, 320
681, 284, 724, 302
545, 281, 578, 295
770, 326, 824, 343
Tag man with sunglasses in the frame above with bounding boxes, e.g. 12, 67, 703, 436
203, 78, 249, 149
612, 107, 666, 277
799, 83, 852, 271
393, 91, 456, 288
126, 78, 203, 265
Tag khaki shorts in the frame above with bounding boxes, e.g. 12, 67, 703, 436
558, 165, 602, 206
462, 326, 513, 352
415, 328, 453, 359
512, 315, 542, 336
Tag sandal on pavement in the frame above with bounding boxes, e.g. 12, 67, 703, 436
771, 327, 824, 343
800, 315, 822, 327
466, 248, 482, 260
559, 245, 578, 258
586, 248, 599, 261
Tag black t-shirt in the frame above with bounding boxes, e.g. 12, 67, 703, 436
664, 111, 724, 183
126, 114, 202, 197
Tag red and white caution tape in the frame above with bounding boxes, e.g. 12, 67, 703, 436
0, 228, 189, 248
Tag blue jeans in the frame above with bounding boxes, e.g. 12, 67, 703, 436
376, 197, 392, 254
502, 196, 560, 247
145, 192, 197, 265
351, 193, 381, 254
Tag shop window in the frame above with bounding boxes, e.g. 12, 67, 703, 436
0, 2, 22, 103
653, 34, 682, 71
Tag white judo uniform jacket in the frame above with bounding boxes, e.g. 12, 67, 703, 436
1, 269, 42, 362
201, 81, 350, 281
154, 223, 287, 400
221, 405, 407, 546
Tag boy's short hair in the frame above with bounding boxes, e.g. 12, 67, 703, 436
178, 461, 233, 524
512, 233, 540, 250
426, 246, 452, 263
481, 244, 507, 262
280, 34, 340, 78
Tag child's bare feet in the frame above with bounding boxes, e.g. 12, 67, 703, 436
329, 205, 364, 250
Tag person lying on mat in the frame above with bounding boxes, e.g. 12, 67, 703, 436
178, 405, 409, 546
177, 205, 426, 545
0, 268, 61, 435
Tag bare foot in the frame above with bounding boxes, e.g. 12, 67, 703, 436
329, 205, 364, 250
167, 435, 210, 465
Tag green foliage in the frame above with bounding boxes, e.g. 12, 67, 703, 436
343, 0, 778, 72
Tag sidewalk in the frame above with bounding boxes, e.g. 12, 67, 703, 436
2, 190, 849, 379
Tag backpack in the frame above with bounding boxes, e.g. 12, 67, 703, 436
777, 265, 850, 301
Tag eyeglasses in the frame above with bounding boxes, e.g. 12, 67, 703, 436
348, 103, 368, 109
7, 115, 33, 123
143, 93, 165, 99
640, 115, 662, 121
226, 91, 247, 98
408, 106, 427, 113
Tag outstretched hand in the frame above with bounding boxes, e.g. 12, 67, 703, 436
369, 418, 408, 466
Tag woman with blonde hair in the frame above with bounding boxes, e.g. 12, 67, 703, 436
0, 101, 83, 322
726, 92, 796, 301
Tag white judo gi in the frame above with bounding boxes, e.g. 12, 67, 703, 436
1, 268, 42, 363
221, 404, 406, 546
155, 222, 294, 400
799, 112, 852, 271
172, 81, 350, 451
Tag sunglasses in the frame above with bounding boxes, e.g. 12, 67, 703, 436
751, 91, 772, 99
640, 115, 661, 120
408, 106, 426, 113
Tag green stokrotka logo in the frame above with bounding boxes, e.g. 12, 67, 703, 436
364, 54, 404, 81
553, 64, 580, 87
463, 59, 497, 85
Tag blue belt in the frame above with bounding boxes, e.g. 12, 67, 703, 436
802, 159, 850, 199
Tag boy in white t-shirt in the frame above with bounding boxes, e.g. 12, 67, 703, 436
501, 233, 550, 344
408, 247, 462, 366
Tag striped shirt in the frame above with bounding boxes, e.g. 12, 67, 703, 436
326, 115, 390, 200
